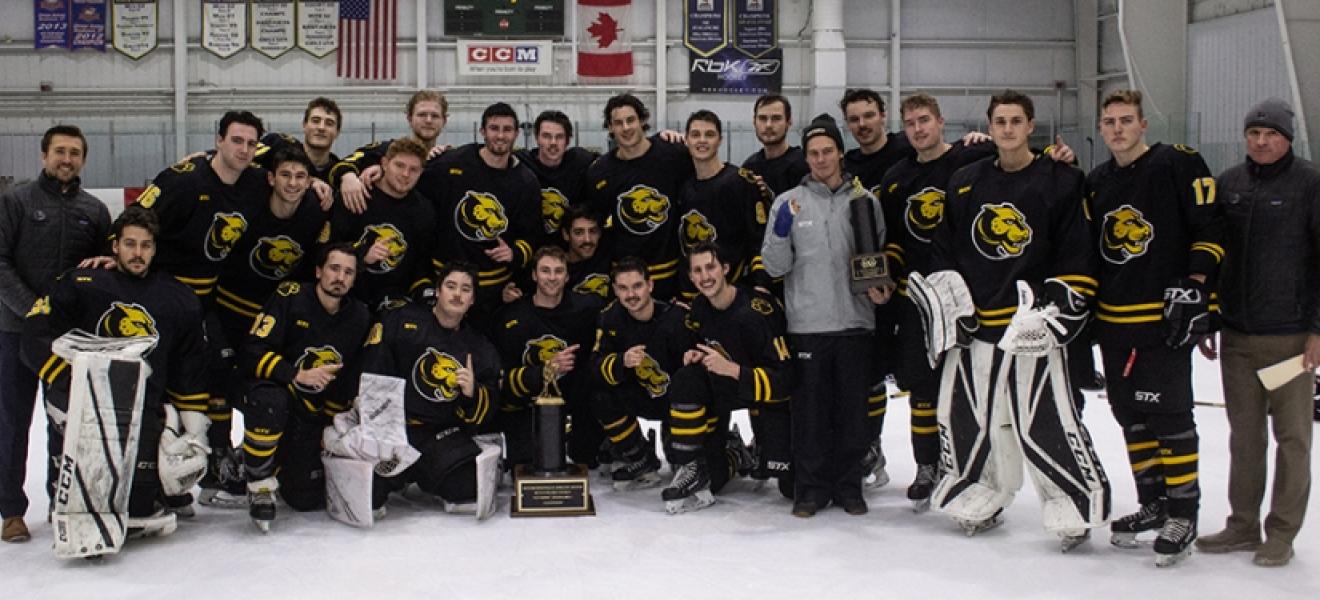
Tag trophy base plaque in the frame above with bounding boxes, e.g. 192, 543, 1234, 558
850, 252, 894, 295
510, 463, 596, 517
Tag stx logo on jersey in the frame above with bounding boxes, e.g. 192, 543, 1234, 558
540, 188, 569, 234
972, 203, 1032, 260
455, 190, 509, 242
293, 346, 343, 393
1100, 205, 1154, 264
523, 334, 568, 366
573, 273, 611, 298
412, 348, 462, 402
250, 235, 306, 281
905, 187, 946, 243
679, 210, 717, 254
634, 354, 671, 398
96, 302, 160, 350
1134, 390, 1162, 403
205, 212, 249, 262
617, 184, 670, 235
357, 224, 408, 273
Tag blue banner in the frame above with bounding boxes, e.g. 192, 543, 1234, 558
35, 0, 71, 50
732, 0, 775, 57
689, 46, 782, 95
683, 0, 727, 57
71, 0, 107, 51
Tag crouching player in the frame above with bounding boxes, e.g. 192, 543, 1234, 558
235, 243, 371, 531
661, 243, 792, 513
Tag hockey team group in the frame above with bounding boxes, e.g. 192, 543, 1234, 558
0, 86, 1316, 569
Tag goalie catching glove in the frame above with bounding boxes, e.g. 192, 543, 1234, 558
159, 404, 210, 496
998, 278, 1089, 357
1162, 277, 1211, 348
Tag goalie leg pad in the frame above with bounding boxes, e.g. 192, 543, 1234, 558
323, 454, 377, 528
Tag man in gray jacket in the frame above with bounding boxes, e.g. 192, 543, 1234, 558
1197, 98, 1320, 567
762, 114, 892, 517
0, 125, 110, 542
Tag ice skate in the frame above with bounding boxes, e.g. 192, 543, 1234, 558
662, 459, 715, 514
198, 446, 248, 508
861, 438, 889, 489
612, 451, 662, 491
1154, 518, 1196, 567
907, 463, 938, 513
956, 509, 1003, 537
248, 477, 277, 534
1110, 499, 1167, 548
726, 424, 755, 478
1060, 529, 1092, 553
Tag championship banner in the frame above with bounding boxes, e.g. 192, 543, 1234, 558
296, 0, 338, 58
111, 0, 157, 60
202, 0, 248, 59
71, 0, 108, 52
577, 0, 632, 79
458, 39, 553, 77
250, 0, 295, 59
689, 0, 781, 95
683, 0, 727, 58
35, 0, 71, 50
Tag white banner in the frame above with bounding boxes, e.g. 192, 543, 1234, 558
250, 0, 295, 59
458, 39, 553, 77
202, 0, 247, 59
296, 0, 337, 58
110, 0, 157, 60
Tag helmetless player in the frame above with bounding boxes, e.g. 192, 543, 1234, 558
23, 206, 208, 541
1085, 90, 1222, 566
236, 243, 371, 531
253, 97, 343, 181
742, 94, 809, 200
515, 110, 599, 249
330, 90, 448, 202
924, 90, 1109, 550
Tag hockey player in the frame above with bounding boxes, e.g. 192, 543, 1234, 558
235, 243, 371, 531
1085, 89, 1221, 566
591, 257, 695, 490
584, 94, 695, 301
418, 102, 542, 332
490, 246, 598, 466
922, 90, 1109, 550
515, 110, 599, 249
253, 97, 343, 182
330, 89, 448, 203
23, 205, 209, 543
324, 136, 436, 310
361, 262, 501, 516
677, 110, 773, 300
741, 94, 809, 200
661, 242, 790, 514
561, 206, 612, 306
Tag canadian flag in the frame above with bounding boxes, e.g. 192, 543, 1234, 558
577, 0, 633, 78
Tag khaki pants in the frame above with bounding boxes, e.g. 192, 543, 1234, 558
1219, 329, 1313, 545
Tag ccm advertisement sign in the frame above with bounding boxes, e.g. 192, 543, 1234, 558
458, 39, 553, 76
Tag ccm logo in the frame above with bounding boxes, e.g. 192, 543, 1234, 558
467, 46, 540, 63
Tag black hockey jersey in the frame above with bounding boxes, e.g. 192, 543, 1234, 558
22, 268, 208, 414
254, 132, 340, 182
213, 190, 329, 343
584, 136, 694, 298
1085, 143, 1223, 346
515, 146, 599, 247
591, 299, 695, 398
845, 133, 916, 198
742, 146, 810, 200
418, 144, 542, 299
324, 186, 436, 309
677, 164, 773, 296
683, 288, 792, 403
238, 281, 372, 416
135, 156, 269, 298
327, 139, 394, 189
491, 293, 598, 404
933, 154, 1097, 342
359, 303, 500, 429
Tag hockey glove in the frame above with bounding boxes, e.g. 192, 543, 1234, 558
159, 405, 211, 496
998, 279, 1090, 357
1163, 277, 1210, 348
772, 200, 795, 237
908, 270, 976, 368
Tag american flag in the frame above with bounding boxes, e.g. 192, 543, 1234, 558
338, 0, 396, 80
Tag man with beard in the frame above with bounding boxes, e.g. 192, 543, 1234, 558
23, 206, 208, 543
515, 111, 599, 249
561, 206, 612, 307
419, 102, 541, 333
330, 90, 448, 205
235, 243, 371, 531
254, 97, 343, 182
742, 94, 809, 199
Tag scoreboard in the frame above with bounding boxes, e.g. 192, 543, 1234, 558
444, 1, 565, 37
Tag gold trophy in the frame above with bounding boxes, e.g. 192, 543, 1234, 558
510, 363, 595, 516
848, 177, 895, 294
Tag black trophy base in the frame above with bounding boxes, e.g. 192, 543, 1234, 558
510, 463, 596, 517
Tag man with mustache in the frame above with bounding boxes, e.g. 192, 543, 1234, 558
234, 243, 371, 531
560, 206, 612, 307
0, 124, 110, 542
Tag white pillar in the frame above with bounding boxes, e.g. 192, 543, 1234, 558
889, 0, 901, 130
173, 0, 187, 158
810, 0, 847, 118
416, 0, 428, 88
655, 0, 668, 128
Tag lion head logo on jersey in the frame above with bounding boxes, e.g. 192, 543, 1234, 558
204, 212, 249, 261
905, 187, 946, 243
617, 184, 670, 235
972, 203, 1032, 260
250, 235, 306, 281
634, 354, 671, 398
678, 210, 717, 255
573, 273, 611, 299
357, 224, 408, 274
96, 302, 159, 352
412, 348, 462, 402
292, 346, 343, 393
455, 190, 509, 242
1100, 205, 1154, 264
541, 188, 569, 234
523, 334, 567, 367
